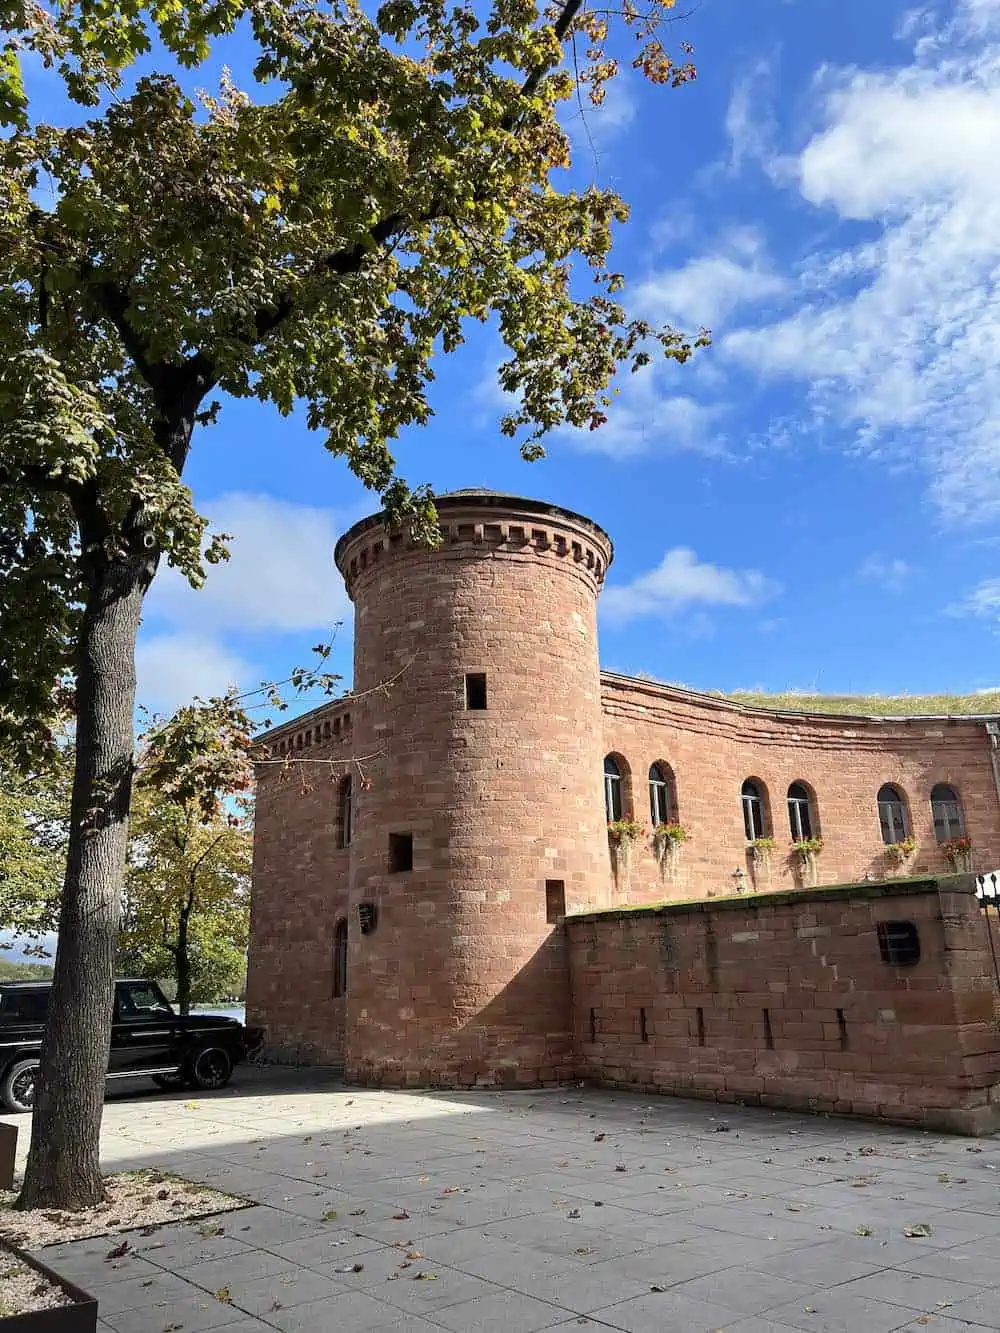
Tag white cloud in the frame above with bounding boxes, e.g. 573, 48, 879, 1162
561, 376, 725, 459
138, 492, 358, 713
601, 548, 780, 625
633, 228, 786, 330
136, 632, 255, 714
725, 57, 782, 177
857, 555, 913, 591
949, 576, 1000, 620
473, 354, 726, 459
721, 2, 1000, 521
149, 492, 351, 633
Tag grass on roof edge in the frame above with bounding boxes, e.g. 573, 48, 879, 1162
725, 690, 1000, 717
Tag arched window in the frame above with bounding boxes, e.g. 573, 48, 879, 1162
741, 779, 767, 841
338, 775, 353, 849
648, 763, 676, 827
604, 755, 623, 823
332, 918, 348, 998
877, 784, 909, 845
931, 784, 964, 842
787, 782, 815, 841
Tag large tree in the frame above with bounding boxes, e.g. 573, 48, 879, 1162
0, 0, 702, 1209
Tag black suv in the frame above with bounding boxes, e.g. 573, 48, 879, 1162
0, 978, 263, 1113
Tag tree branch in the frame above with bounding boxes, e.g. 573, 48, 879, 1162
246, 0, 585, 345
85, 275, 159, 387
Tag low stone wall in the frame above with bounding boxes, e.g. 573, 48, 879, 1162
566, 875, 1000, 1133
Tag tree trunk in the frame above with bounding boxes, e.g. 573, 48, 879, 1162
18, 555, 152, 1211
176, 904, 192, 1016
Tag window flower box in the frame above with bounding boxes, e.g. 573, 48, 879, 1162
749, 836, 775, 865
608, 815, 644, 886
652, 822, 687, 876
885, 837, 916, 869
791, 836, 823, 886
942, 835, 973, 874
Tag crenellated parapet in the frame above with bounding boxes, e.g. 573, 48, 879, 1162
335, 490, 613, 602
258, 704, 354, 759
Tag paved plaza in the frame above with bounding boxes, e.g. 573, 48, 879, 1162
5, 1072, 1000, 1332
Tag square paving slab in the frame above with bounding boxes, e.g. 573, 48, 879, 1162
3, 1069, 1000, 1331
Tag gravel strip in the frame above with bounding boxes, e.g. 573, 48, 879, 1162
0, 1246, 70, 1316
0, 1170, 250, 1248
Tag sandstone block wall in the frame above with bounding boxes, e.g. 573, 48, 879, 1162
601, 675, 1000, 905
245, 705, 354, 1064
567, 876, 1000, 1133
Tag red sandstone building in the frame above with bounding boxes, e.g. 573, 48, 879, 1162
248, 491, 1000, 1131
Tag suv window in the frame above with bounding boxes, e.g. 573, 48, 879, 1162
116, 982, 174, 1018
0, 989, 50, 1022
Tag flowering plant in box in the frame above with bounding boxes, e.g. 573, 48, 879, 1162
607, 815, 644, 846
791, 836, 824, 860
885, 836, 916, 865
608, 814, 643, 885
653, 821, 687, 845
652, 821, 687, 875
942, 835, 973, 868
750, 836, 775, 859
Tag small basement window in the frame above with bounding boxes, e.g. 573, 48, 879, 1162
465, 673, 488, 710
545, 879, 566, 923
389, 832, 413, 873
876, 920, 921, 966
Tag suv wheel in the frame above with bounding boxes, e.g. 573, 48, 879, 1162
188, 1046, 233, 1091
1, 1059, 39, 1113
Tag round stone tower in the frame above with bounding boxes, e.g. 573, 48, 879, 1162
333, 490, 613, 1087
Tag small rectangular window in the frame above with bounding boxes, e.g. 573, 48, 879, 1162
389, 832, 413, 873
877, 920, 920, 966
545, 879, 565, 923
465, 673, 488, 710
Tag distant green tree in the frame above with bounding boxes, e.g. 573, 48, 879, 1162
0, 959, 55, 981
0, 734, 71, 943
118, 785, 251, 1015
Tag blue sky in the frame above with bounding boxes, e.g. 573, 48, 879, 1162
134, 0, 1000, 715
